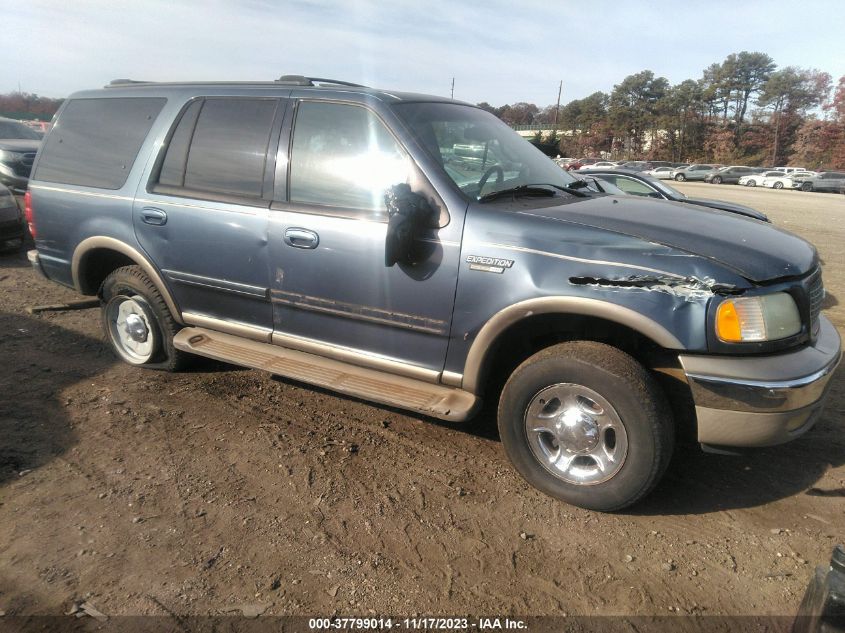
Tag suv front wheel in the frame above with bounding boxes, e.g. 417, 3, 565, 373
498, 341, 674, 511
100, 265, 189, 371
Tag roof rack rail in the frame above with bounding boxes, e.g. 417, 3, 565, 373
106, 79, 151, 87
276, 75, 366, 88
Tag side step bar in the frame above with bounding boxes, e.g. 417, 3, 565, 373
173, 327, 479, 422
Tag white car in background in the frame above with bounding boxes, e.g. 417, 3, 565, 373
739, 170, 783, 187
644, 166, 675, 179
578, 161, 618, 171
761, 171, 817, 189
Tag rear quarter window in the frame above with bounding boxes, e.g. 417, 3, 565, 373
34, 97, 166, 190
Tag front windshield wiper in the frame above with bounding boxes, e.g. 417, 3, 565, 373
478, 183, 587, 203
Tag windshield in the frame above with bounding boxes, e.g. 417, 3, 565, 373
393, 102, 578, 200
648, 176, 686, 199
0, 120, 41, 140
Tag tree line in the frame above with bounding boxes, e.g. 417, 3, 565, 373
0, 92, 64, 121
478, 51, 845, 170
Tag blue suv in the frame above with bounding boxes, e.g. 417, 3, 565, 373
26, 76, 841, 510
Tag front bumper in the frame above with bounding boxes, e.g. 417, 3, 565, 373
0, 217, 24, 242
679, 316, 841, 447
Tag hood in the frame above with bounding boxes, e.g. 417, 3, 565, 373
682, 197, 769, 222
517, 195, 816, 283
0, 139, 40, 152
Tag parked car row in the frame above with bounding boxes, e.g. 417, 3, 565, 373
562, 158, 845, 194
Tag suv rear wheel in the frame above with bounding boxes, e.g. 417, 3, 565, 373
497, 341, 674, 511
100, 265, 189, 371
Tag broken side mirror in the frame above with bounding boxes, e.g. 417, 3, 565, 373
384, 183, 435, 267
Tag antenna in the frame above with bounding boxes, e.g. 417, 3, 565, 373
553, 80, 562, 128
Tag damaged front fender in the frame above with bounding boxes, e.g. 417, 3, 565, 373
569, 274, 743, 302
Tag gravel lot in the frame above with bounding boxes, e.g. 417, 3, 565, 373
0, 184, 843, 620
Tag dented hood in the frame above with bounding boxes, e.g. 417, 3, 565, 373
519, 195, 817, 283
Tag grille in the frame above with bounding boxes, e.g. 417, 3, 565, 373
20, 152, 35, 167
807, 268, 824, 336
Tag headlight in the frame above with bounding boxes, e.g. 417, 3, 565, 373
0, 150, 25, 163
715, 293, 801, 342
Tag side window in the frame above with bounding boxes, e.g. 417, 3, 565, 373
289, 101, 411, 214
611, 177, 660, 198
34, 97, 166, 189
158, 100, 202, 187
156, 98, 278, 198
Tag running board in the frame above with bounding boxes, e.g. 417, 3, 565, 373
173, 327, 479, 422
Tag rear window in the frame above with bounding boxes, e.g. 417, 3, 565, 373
34, 97, 165, 190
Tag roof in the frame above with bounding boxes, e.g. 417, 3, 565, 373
83, 75, 466, 105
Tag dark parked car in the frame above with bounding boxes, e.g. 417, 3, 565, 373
26, 76, 839, 511
617, 160, 654, 172
0, 117, 42, 193
0, 182, 24, 250
673, 164, 721, 181
704, 166, 764, 185
792, 171, 845, 193
580, 169, 769, 221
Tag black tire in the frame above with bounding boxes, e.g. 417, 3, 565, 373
712, 176, 722, 184
773, 181, 784, 190
674, 173, 686, 182
99, 265, 189, 371
498, 341, 674, 511
801, 182, 812, 192
746, 180, 756, 187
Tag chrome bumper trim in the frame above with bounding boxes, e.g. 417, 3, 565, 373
680, 317, 841, 414
680, 316, 841, 447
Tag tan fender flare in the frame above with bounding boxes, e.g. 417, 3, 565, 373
71, 236, 183, 324
461, 296, 684, 394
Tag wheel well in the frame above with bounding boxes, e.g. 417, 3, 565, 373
77, 248, 137, 296
477, 313, 696, 438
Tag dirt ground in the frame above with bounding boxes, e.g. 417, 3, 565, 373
0, 184, 843, 620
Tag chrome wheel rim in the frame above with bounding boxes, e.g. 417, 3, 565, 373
524, 383, 628, 485
106, 295, 155, 364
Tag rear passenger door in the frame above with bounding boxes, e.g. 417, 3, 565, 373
134, 97, 286, 338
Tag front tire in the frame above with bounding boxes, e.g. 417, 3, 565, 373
746, 180, 757, 187
497, 342, 674, 512
801, 182, 812, 192
674, 173, 686, 182
773, 181, 784, 190
100, 265, 189, 371
712, 176, 722, 184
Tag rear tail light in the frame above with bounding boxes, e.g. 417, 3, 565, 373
24, 190, 35, 239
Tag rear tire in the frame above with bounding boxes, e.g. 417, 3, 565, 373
100, 265, 189, 372
497, 341, 674, 512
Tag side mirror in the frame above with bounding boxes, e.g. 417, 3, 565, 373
384, 183, 434, 267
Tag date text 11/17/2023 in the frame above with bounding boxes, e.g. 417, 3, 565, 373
307, 617, 528, 630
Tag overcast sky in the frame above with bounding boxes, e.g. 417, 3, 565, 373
4, 0, 844, 105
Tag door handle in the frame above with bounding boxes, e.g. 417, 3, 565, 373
141, 207, 167, 226
284, 228, 319, 249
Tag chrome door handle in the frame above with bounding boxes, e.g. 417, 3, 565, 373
141, 207, 167, 226
284, 228, 319, 249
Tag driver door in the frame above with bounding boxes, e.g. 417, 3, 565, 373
267, 100, 462, 376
